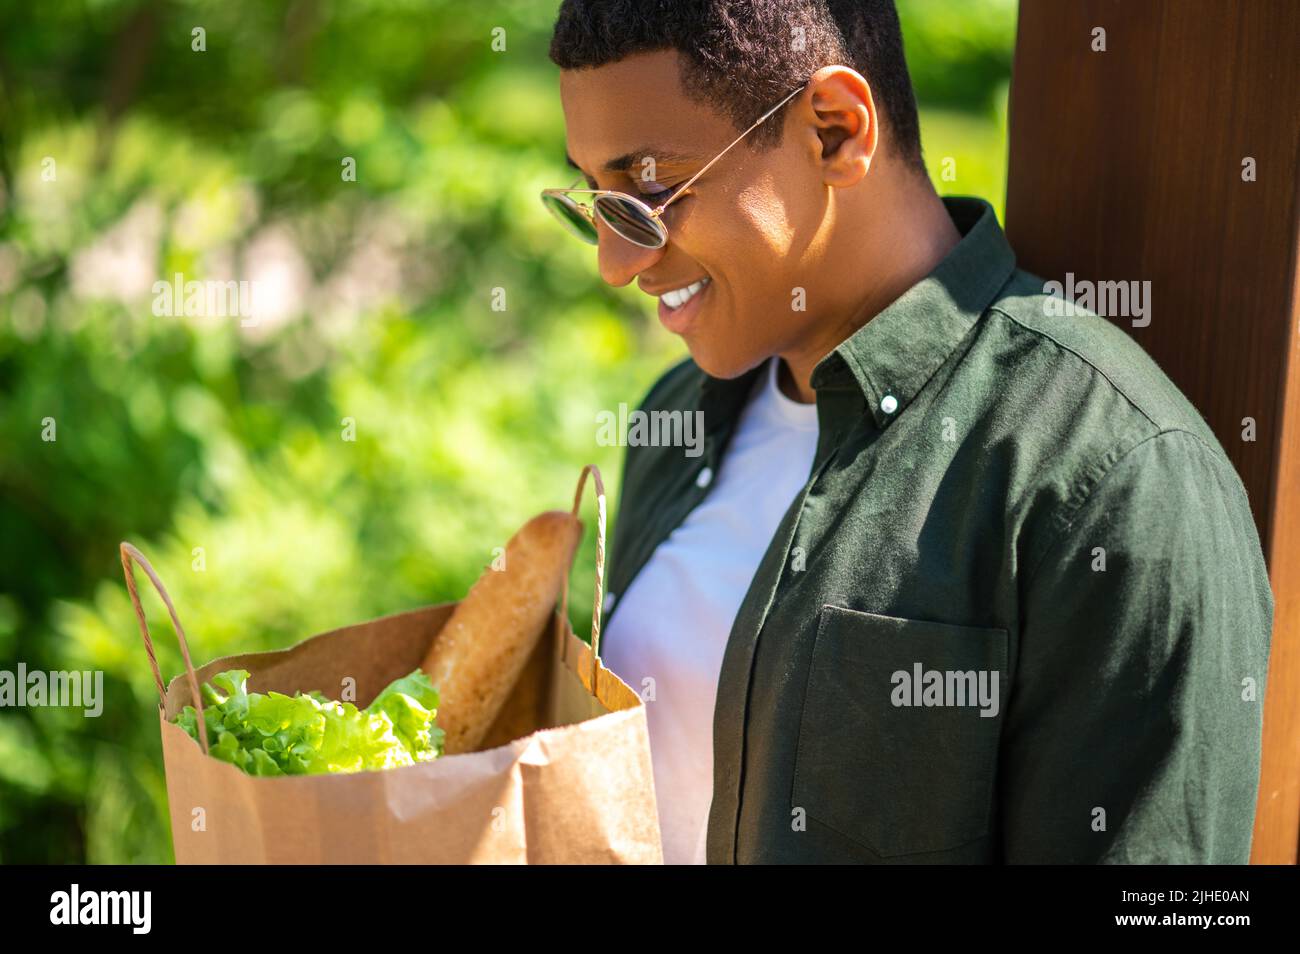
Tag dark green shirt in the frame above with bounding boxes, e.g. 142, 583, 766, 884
603, 197, 1274, 864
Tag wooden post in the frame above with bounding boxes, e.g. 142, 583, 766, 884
1004, 0, 1300, 863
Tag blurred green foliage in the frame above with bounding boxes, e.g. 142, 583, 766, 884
0, 0, 1014, 863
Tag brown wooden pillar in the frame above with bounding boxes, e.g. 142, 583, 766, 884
1003, 0, 1300, 863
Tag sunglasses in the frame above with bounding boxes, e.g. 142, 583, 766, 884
541, 81, 809, 250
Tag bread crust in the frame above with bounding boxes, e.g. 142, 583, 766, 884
421, 510, 582, 754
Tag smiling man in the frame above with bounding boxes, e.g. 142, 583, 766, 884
545, 1, 1273, 864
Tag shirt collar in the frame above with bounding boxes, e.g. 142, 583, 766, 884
700, 196, 1016, 435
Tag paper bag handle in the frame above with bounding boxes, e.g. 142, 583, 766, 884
559, 464, 607, 664
119, 542, 210, 754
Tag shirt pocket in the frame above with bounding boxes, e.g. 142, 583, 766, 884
793, 604, 1009, 859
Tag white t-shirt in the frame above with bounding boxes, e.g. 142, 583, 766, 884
601, 357, 819, 864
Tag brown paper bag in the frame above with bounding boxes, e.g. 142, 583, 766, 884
122, 465, 663, 864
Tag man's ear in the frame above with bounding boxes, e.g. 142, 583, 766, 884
803, 66, 878, 188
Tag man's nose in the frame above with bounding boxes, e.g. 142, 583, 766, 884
596, 219, 665, 288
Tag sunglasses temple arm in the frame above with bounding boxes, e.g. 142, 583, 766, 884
655, 82, 808, 215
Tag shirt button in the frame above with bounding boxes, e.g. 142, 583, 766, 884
695, 466, 714, 488
603, 590, 617, 614
880, 394, 899, 414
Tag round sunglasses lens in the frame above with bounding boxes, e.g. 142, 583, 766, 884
542, 194, 598, 244
594, 194, 666, 248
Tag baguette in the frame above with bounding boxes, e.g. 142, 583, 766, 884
422, 509, 582, 754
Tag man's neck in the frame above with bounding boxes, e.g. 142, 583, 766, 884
776, 176, 962, 404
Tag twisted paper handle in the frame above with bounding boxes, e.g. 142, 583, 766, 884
559, 464, 607, 663
120, 542, 209, 754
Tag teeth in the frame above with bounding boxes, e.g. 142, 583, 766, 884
660, 278, 709, 310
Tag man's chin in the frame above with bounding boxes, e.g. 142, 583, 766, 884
684, 340, 768, 380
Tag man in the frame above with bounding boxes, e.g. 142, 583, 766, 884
543, 0, 1273, 863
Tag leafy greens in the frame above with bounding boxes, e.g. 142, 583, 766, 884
172, 669, 445, 776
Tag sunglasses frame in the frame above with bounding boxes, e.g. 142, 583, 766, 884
541, 79, 810, 250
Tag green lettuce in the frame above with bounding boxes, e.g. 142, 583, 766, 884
172, 669, 445, 776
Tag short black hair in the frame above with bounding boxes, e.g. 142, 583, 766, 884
549, 0, 925, 175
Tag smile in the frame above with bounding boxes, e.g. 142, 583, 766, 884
655, 277, 711, 335
659, 277, 710, 310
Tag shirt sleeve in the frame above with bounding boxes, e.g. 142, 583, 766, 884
1000, 429, 1274, 863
